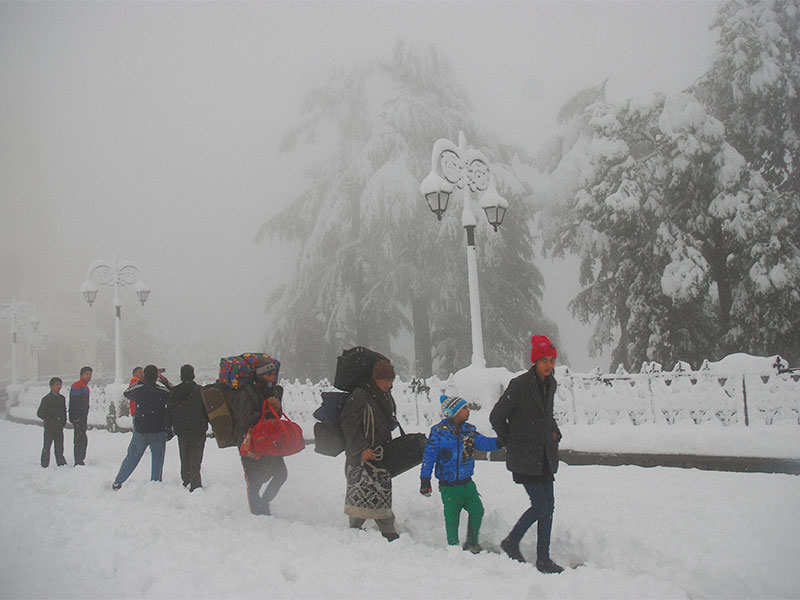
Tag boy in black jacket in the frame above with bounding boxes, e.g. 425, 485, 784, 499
38, 377, 67, 467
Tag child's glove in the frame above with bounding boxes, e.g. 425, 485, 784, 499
420, 478, 432, 497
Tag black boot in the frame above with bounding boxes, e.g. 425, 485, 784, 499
462, 542, 482, 554
382, 532, 399, 542
501, 537, 526, 562
536, 557, 564, 574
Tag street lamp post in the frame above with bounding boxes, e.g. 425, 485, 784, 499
0, 300, 39, 385
420, 131, 509, 368
81, 258, 150, 384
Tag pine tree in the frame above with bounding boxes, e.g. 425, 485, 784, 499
258, 42, 556, 378
695, 0, 800, 362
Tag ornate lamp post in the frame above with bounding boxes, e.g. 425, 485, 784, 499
420, 131, 509, 368
81, 259, 150, 384
0, 300, 39, 384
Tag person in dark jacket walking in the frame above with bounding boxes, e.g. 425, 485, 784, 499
167, 364, 208, 491
112, 365, 171, 489
69, 366, 92, 465
340, 359, 400, 541
490, 334, 564, 573
420, 395, 499, 552
38, 377, 67, 467
234, 356, 286, 515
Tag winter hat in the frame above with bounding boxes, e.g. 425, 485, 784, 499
180, 364, 195, 382
531, 334, 557, 364
372, 359, 395, 381
254, 355, 280, 378
440, 394, 468, 419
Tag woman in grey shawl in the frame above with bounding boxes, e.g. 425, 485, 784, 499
339, 359, 399, 541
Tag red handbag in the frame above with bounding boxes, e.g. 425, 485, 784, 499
240, 401, 305, 458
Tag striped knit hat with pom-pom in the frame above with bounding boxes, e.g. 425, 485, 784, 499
440, 394, 468, 419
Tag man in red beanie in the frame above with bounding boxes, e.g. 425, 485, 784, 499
490, 334, 564, 573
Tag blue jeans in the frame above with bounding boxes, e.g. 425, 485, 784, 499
114, 431, 167, 484
507, 480, 555, 560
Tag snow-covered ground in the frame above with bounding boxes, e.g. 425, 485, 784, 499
2, 420, 799, 599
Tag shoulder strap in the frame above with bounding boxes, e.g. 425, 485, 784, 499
369, 388, 405, 436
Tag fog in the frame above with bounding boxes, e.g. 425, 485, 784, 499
0, 1, 719, 379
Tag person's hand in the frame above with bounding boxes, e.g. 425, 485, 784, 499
420, 478, 432, 497
361, 448, 377, 462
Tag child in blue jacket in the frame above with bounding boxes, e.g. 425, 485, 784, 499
420, 395, 500, 552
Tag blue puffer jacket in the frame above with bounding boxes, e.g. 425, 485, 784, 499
420, 419, 499, 484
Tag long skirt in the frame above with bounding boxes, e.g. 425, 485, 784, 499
344, 463, 393, 520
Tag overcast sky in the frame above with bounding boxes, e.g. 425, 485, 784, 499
0, 0, 720, 376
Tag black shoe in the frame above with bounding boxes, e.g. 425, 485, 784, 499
75, 461, 85, 466
112, 482, 122, 491
536, 558, 564, 574
501, 537, 526, 562
382, 532, 400, 542
462, 542, 482, 554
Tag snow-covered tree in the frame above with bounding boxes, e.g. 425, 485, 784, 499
694, 0, 800, 361
259, 43, 556, 378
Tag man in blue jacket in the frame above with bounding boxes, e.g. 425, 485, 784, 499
420, 395, 499, 552
69, 366, 92, 465
112, 365, 171, 489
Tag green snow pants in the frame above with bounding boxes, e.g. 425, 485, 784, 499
440, 479, 485, 546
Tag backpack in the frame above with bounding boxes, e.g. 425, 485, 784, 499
312, 391, 350, 457
201, 383, 237, 448
218, 353, 273, 390
333, 347, 387, 392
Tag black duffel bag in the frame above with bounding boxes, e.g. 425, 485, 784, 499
377, 424, 427, 477
334, 347, 387, 392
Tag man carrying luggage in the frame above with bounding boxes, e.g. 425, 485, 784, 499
234, 356, 286, 515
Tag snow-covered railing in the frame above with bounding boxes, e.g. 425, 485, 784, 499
553, 363, 800, 427
6, 353, 798, 432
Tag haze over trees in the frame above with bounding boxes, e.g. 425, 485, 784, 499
261, 0, 799, 378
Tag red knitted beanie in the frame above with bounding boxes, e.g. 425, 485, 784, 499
530, 334, 557, 364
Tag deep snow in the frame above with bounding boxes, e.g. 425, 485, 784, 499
1, 420, 799, 599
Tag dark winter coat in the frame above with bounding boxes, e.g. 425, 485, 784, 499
231, 382, 284, 445
124, 382, 170, 434
489, 368, 562, 477
340, 382, 398, 467
68, 381, 90, 424
37, 392, 67, 427
167, 381, 209, 437
420, 419, 498, 484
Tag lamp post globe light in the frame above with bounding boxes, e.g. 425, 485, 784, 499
419, 131, 509, 368
81, 258, 150, 384
0, 299, 39, 385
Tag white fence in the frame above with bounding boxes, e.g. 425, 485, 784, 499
6, 356, 799, 433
